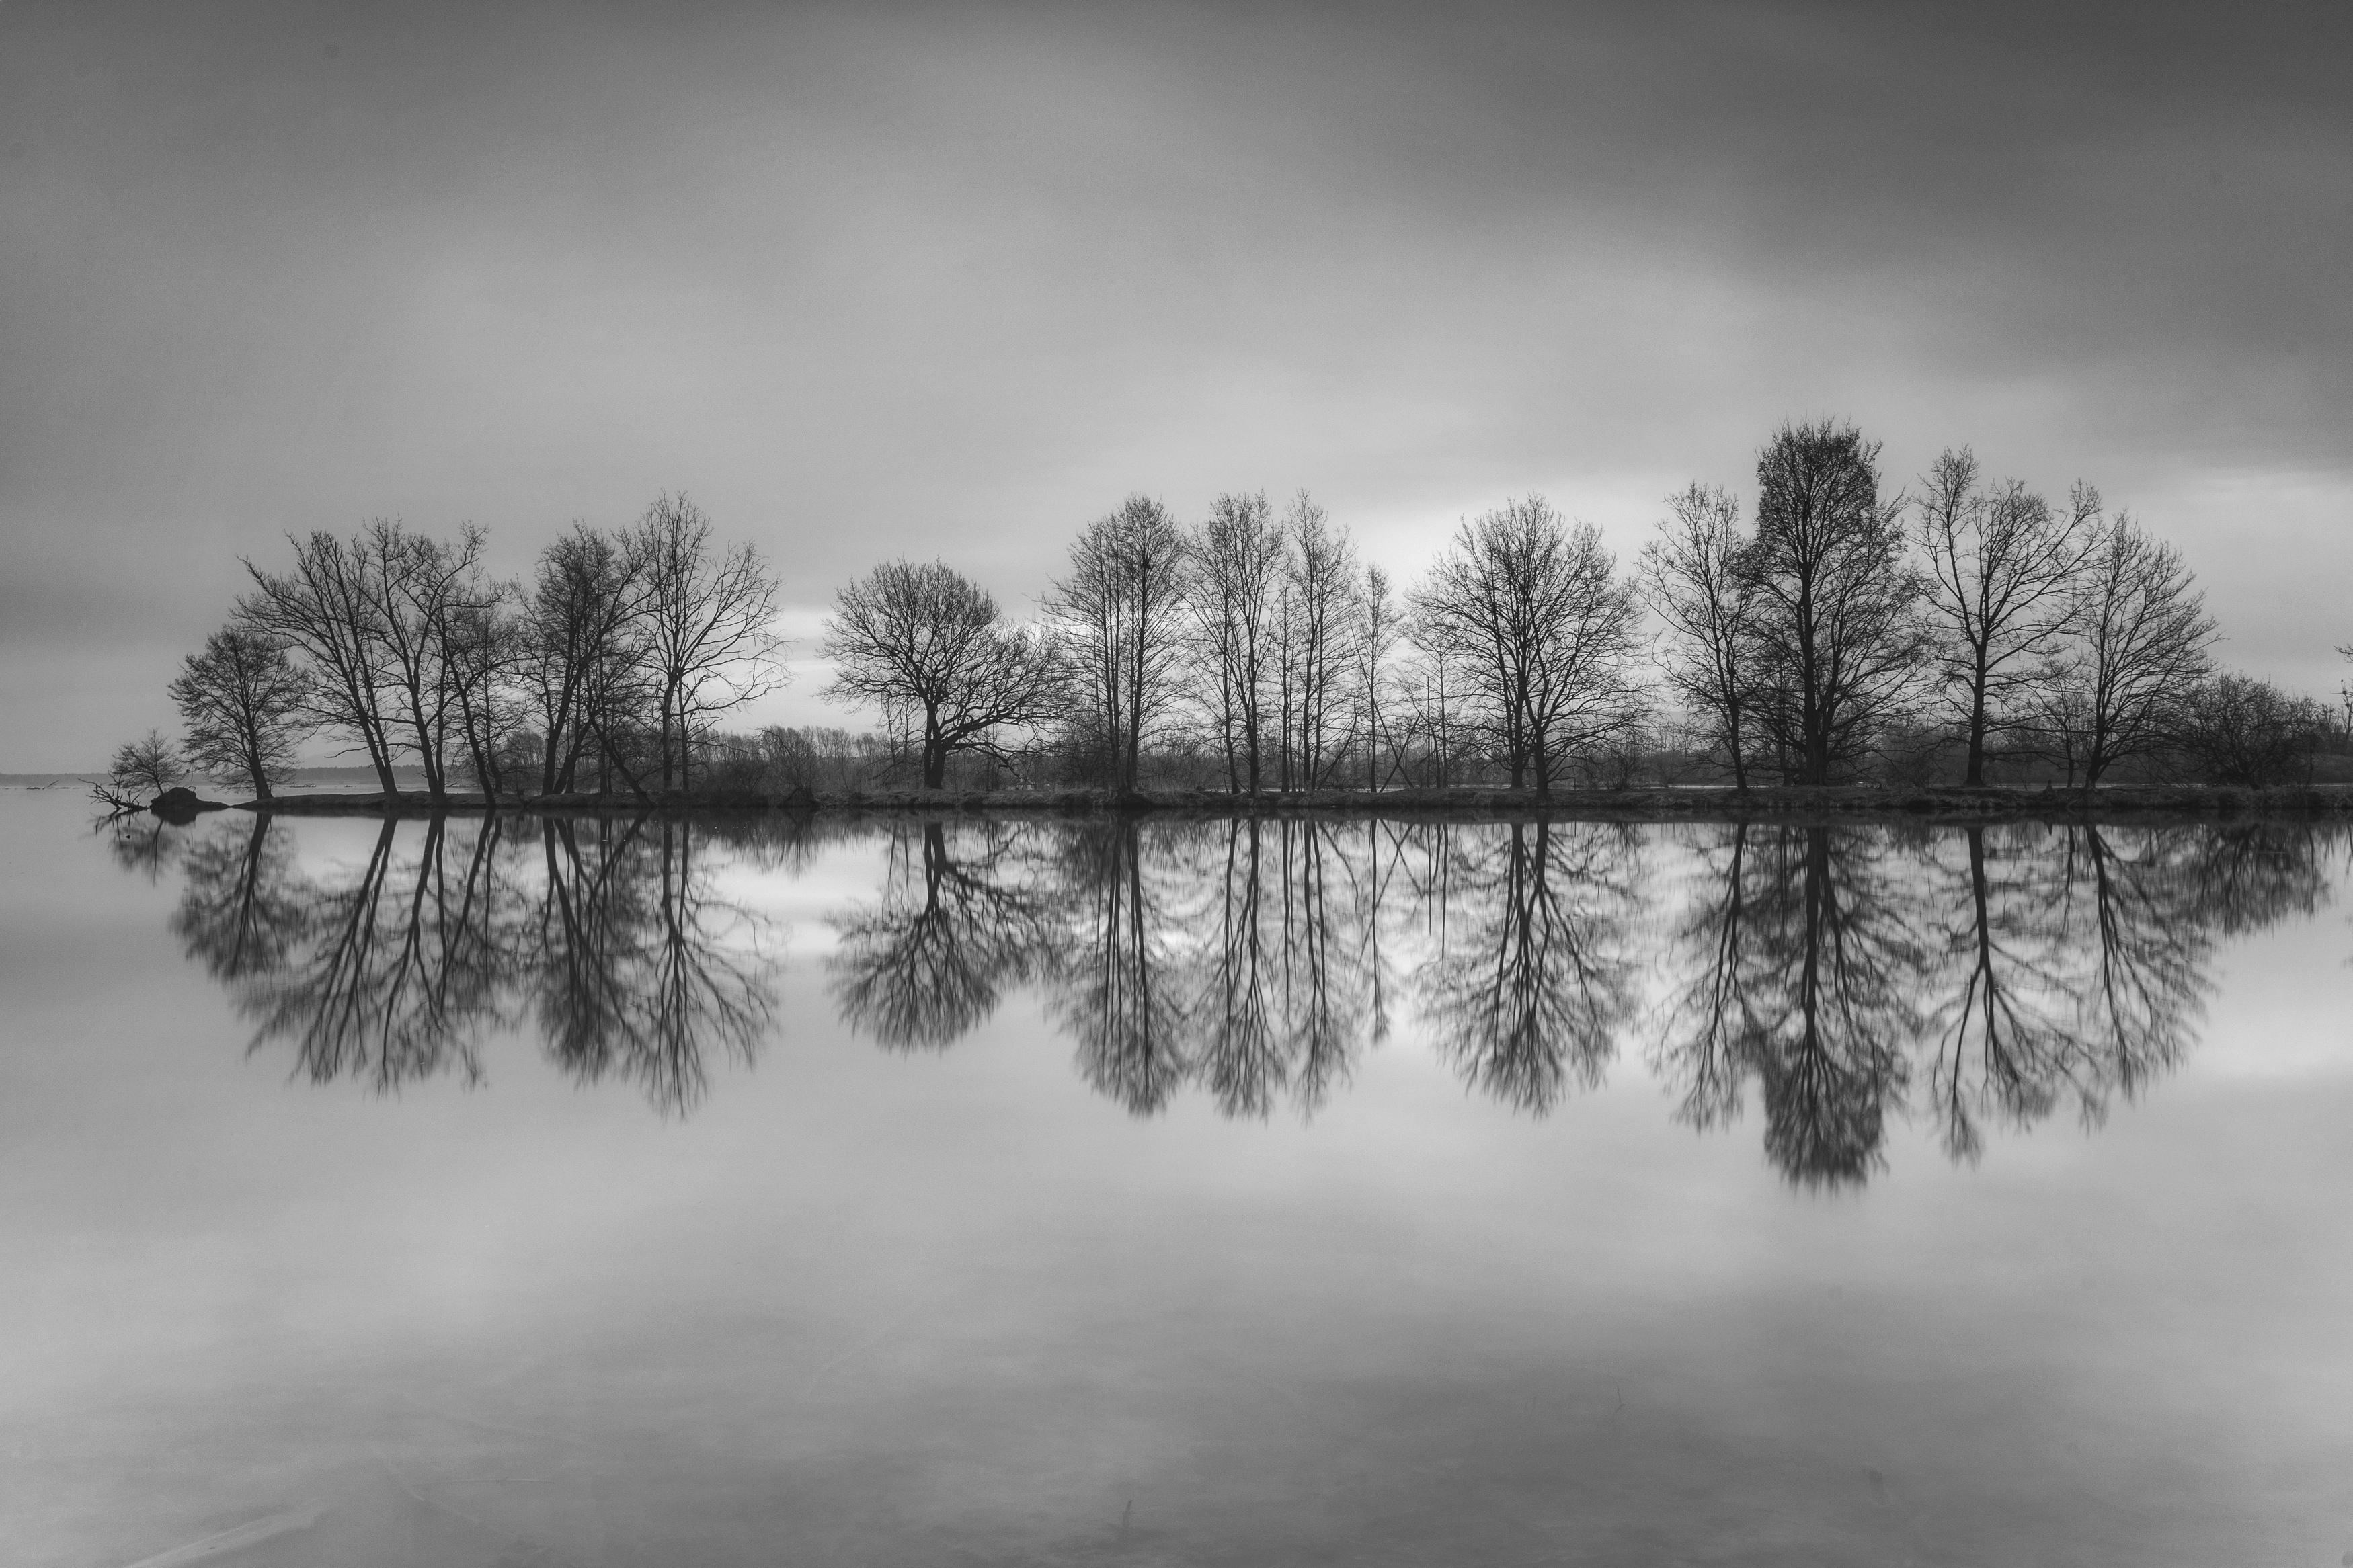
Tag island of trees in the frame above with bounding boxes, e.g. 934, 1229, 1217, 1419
100, 419, 2350, 817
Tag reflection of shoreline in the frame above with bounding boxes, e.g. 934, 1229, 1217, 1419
216, 781, 2353, 825
143, 811, 2341, 1181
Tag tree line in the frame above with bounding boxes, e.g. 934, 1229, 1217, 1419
120, 494, 784, 805
126, 418, 2336, 804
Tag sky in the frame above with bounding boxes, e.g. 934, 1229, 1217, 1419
2, 0, 2348, 768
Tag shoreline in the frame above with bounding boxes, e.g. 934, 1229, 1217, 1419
201, 782, 2353, 825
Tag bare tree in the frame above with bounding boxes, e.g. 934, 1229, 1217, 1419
1745, 420, 1922, 784
2046, 514, 2215, 786
523, 526, 649, 795
821, 559, 1065, 788
436, 584, 525, 799
107, 729, 186, 797
2174, 672, 2323, 788
1189, 491, 1285, 790
1359, 563, 1402, 790
1410, 497, 1644, 792
1639, 483, 1761, 788
627, 493, 787, 792
1043, 496, 1190, 790
237, 530, 402, 792
168, 626, 314, 800
1282, 491, 1360, 788
352, 520, 494, 801
1916, 450, 2100, 785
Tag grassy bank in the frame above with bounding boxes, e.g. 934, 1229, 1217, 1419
223, 782, 2353, 824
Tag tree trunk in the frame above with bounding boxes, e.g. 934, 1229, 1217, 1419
1964, 667, 1989, 786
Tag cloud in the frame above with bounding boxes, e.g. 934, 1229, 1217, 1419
2, 0, 2346, 760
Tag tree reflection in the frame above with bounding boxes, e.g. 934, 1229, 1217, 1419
165, 810, 774, 1114
1047, 823, 1195, 1114
1658, 819, 2340, 1184
1655, 826, 1936, 1184
1417, 821, 1643, 1114
146, 807, 2344, 1165
1183, 819, 1373, 1118
828, 821, 1053, 1048
169, 814, 311, 981
529, 816, 774, 1114
232, 815, 511, 1091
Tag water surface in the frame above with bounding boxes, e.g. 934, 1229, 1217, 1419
6, 790, 2353, 1566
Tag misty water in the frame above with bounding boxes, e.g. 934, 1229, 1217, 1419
7, 789, 2353, 1567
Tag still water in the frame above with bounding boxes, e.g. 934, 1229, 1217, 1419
6, 789, 2353, 1566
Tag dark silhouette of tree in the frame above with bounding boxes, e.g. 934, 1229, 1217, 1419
626, 493, 787, 792
1640, 484, 1763, 788
1411, 499, 1644, 792
1915, 452, 2100, 786
2044, 513, 2215, 785
1044, 497, 1191, 789
1745, 421, 1921, 784
108, 729, 186, 796
2174, 673, 2327, 788
169, 628, 315, 801
821, 561, 1064, 789
237, 531, 403, 792
1189, 491, 1286, 791
1417, 821, 1642, 1112
523, 524, 654, 796
1279, 492, 1362, 789
828, 821, 1054, 1046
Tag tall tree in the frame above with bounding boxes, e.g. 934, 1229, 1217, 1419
1916, 450, 2099, 785
2047, 515, 2215, 785
237, 531, 401, 792
1410, 497, 1643, 792
1358, 564, 1402, 790
1639, 483, 1761, 788
523, 525, 648, 796
352, 520, 493, 801
1745, 420, 1922, 784
627, 493, 786, 792
1282, 491, 1360, 788
1189, 491, 1286, 790
1043, 496, 1190, 790
168, 626, 315, 801
821, 559, 1066, 788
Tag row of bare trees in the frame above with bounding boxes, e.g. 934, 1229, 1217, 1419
821, 419, 2282, 794
161, 495, 784, 801
1642, 419, 2249, 787
822, 488, 1642, 794
136, 419, 2310, 803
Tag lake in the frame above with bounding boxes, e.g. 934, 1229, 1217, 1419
6, 788, 2352, 1567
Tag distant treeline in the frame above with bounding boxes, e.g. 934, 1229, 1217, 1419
118, 418, 2349, 806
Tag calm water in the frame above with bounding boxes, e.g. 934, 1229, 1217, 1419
6, 789, 2353, 1567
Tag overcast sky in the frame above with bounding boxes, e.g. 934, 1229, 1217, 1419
3, 0, 2348, 767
